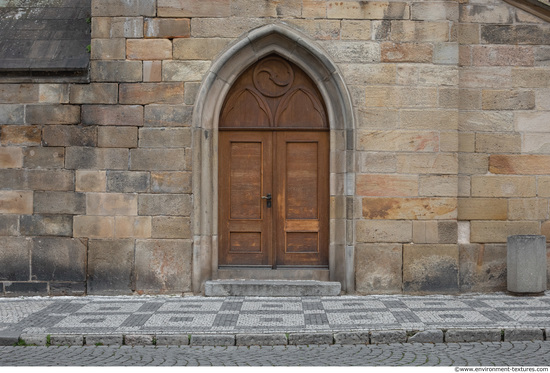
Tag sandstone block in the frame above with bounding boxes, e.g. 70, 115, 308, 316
536, 46, 550, 67
143, 61, 162, 82
135, 239, 192, 293
370, 330, 406, 344
92, 17, 144, 38
470, 221, 540, 243
458, 153, 488, 175
107, 171, 150, 193
27, 170, 74, 191
490, 155, 550, 175
0, 191, 32, 214
87, 193, 138, 216
144, 105, 192, 127
158, 0, 231, 17
419, 175, 457, 197
144, 18, 190, 38
0, 237, 31, 281
522, 133, 550, 154
356, 109, 399, 130
90, 61, 142, 82
0, 215, 18, 236
357, 130, 439, 152
34, 192, 86, 215
66, 147, 129, 170
397, 153, 458, 175
459, 133, 475, 153
459, 243, 507, 292
139, 128, 191, 148
538, 177, 550, 197
154, 335, 190, 345
151, 172, 192, 193
403, 244, 459, 293
98, 126, 138, 148
288, 333, 333, 345
542, 221, 550, 242
20, 215, 72, 237
475, 133, 521, 153
92, 0, 155, 16
236, 334, 288, 346
459, 5, 512, 24
396, 64, 458, 87
390, 21, 450, 42
318, 41, 380, 63
381, 42, 433, 63
31, 237, 86, 282
362, 197, 457, 220
355, 243, 402, 294
356, 220, 412, 243
151, 216, 191, 239
512, 68, 550, 88
408, 330, 444, 343
471, 175, 536, 197
515, 111, 550, 132
0, 125, 41, 146
413, 220, 457, 244
23, 147, 64, 169
366, 86, 438, 108
190, 335, 234, 346
0, 104, 24, 124
458, 23, 480, 44
82, 105, 143, 126
124, 335, 155, 345
190, 17, 266, 38
482, 89, 535, 110
76, 171, 106, 192
0, 84, 38, 103
459, 111, 514, 132
473, 46, 534, 67
340, 64, 396, 86
482, 25, 549, 45
508, 199, 548, 220
38, 84, 69, 104
43, 125, 97, 147
138, 194, 192, 216
434, 43, 459, 65
87, 239, 135, 295
504, 328, 544, 342
356, 174, 418, 197
73, 216, 115, 238
0, 147, 22, 169
119, 83, 184, 105
130, 149, 187, 171
356, 153, 397, 173
162, 61, 211, 82
460, 67, 512, 89
70, 83, 118, 104
326, 1, 409, 20
173, 38, 230, 60
91, 38, 126, 60
127, 39, 172, 60
457, 198, 508, 220
25, 105, 80, 125
341, 20, 372, 40
303, 0, 327, 19
49, 335, 83, 346
85, 335, 123, 346
411, 2, 457, 21
115, 216, 152, 238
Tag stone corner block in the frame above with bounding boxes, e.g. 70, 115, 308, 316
190, 334, 235, 346
288, 332, 334, 345
504, 328, 544, 342
370, 330, 407, 344
407, 330, 444, 343
236, 333, 288, 346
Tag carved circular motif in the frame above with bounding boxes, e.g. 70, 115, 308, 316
253, 56, 294, 97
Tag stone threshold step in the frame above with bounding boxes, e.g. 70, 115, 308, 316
204, 280, 342, 297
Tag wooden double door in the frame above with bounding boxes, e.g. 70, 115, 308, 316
218, 130, 329, 267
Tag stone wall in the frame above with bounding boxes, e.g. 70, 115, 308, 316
0, 0, 549, 296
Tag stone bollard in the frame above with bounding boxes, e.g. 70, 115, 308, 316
507, 235, 547, 294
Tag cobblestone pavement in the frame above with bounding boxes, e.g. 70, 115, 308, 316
1, 342, 550, 366
0, 293, 549, 346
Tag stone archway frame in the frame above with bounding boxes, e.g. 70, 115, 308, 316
191, 23, 356, 293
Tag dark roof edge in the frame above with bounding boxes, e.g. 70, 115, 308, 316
503, 0, 550, 22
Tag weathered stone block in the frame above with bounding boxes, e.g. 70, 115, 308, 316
419, 175, 457, 197
355, 243, 402, 294
151, 172, 192, 194
539, 177, 550, 197
396, 65, 458, 87
87, 193, 138, 216
43, 125, 97, 147
481, 25, 550, 45
0, 84, 38, 103
459, 111, 514, 132
189, 334, 234, 346
482, 89, 535, 110
87, 239, 134, 295
356, 220, 412, 243
522, 133, 550, 154
34, 192, 86, 215
411, 2, 457, 21
98, 126, 138, 148
334, 332, 370, 345
326, 1, 409, 20
459, 67, 512, 89
340, 64, 396, 86
145, 18, 190, 38
38, 84, 69, 104
31, 237, 86, 281
356, 153, 397, 173
381, 42, 433, 63
0, 191, 32, 214
26, 170, 74, 191
458, 153, 488, 175
76, 171, 106, 192
70, 83, 118, 104
92, 0, 156, 16
302, 0, 327, 18
504, 328, 544, 342
512, 67, 550, 88
471, 176, 536, 197
82, 105, 144, 126
152, 216, 191, 238
130, 149, 187, 171
127, 39, 172, 60
0, 215, 18, 236
470, 221, 540, 243
413, 221, 457, 244
20, 215, 72, 237
73, 216, 115, 238
23, 147, 64, 169
457, 198, 508, 220
92, 17, 144, 38
358, 130, 439, 152
50, 282, 86, 296
446, 329, 502, 343
516, 111, 550, 132
91, 38, 126, 60
390, 21, 450, 42
473, 46, 534, 67
362, 197, 457, 220
0, 125, 41, 146
403, 244, 459, 293
366, 87, 438, 108
85, 335, 123, 346
144, 105, 192, 127
139, 128, 191, 148
49, 335, 83, 346
90, 61, 142, 82
490, 155, 550, 175
0, 237, 31, 281
370, 330, 407, 344
289, 333, 333, 345
107, 171, 150, 193
173, 38, 229, 60
143, 61, 162, 82
356, 174, 418, 197
115, 216, 152, 238
236, 334, 288, 346
25, 105, 80, 125
124, 335, 155, 346
66, 147, 129, 170
459, 244, 507, 292
119, 83, 184, 105
135, 239, 192, 293
475, 133, 521, 154
318, 41, 380, 63
154, 334, 190, 345
0, 147, 22, 169
408, 330, 444, 343
162, 61, 211, 82
508, 199, 548, 220
138, 194, 192, 216
5, 282, 48, 296
158, 0, 230, 17
460, 5, 512, 24
0, 104, 24, 124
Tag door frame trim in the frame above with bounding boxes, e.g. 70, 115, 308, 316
191, 24, 356, 293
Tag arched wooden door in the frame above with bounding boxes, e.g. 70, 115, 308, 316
218, 55, 329, 268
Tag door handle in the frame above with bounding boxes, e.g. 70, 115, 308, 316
261, 193, 272, 208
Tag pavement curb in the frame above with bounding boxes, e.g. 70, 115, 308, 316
13, 328, 550, 347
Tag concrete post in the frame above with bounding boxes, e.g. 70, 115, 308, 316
507, 235, 547, 294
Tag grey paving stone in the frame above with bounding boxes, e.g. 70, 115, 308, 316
124, 334, 155, 345
289, 332, 334, 345
370, 330, 407, 344
504, 328, 544, 341
19, 334, 48, 346
445, 329, 502, 343
334, 331, 370, 344
407, 330, 444, 343
190, 334, 235, 346
236, 333, 287, 346
50, 334, 84, 346
85, 334, 124, 346
154, 334, 190, 346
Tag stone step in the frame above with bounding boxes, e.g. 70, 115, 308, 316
204, 280, 342, 297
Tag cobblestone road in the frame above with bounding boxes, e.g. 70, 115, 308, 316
1, 342, 550, 366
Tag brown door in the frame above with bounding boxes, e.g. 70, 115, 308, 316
218, 130, 328, 267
